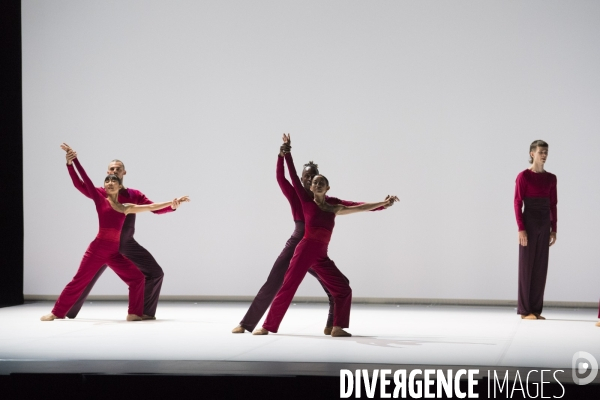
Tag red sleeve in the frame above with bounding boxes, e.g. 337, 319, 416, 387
276, 156, 297, 203
67, 163, 93, 199
72, 158, 103, 204
327, 197, 384, 211
284, 153, 312, 203
514, 172, 527, 231
550, 175, 557, 232
128, 189, 175, 215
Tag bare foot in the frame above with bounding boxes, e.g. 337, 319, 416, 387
142, 315, 156, 321
40, 313, 60, 321
232, 325, 245, 334
252, 327, 269, 335
331, 327, 352, 337
323, 326, 333, 335
126, 314, 142, 321
521, 314, 537, 320
595, 321, 600, 327
534, 314, 546, 320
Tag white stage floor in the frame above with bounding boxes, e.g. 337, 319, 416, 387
0, 301, 598, 380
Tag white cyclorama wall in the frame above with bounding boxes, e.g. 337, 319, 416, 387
22, 1, 600, 302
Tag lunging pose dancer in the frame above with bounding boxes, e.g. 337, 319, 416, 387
232, 141, 391, 335
254, 134, 398, 337
514, 140, 557, 320
41, 144, 189, 321
62, 145, 180, 320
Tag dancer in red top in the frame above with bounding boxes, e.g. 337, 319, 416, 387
61, 145, 180, 320
255, 134, 398, 337
41, 144, 189, 321
232, 143, 389, 335
514, 140, 557, 320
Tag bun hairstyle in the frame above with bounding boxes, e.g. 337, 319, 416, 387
529, 140, 548, 164
303, 161, 319, 174
104, 174, 122, 186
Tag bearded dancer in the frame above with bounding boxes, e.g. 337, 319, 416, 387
61, 145, 180, 320
232, 142, 391, 335
254, 134, 398, 337
41, 144, 189, 321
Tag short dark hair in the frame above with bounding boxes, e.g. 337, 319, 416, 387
303, 161, 319, 174
109, 159, 125, 169
529, 140, 548, 164
104, 174, 122, 186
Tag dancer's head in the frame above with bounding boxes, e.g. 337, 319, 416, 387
529, 140, 548, 165
310, 175, 330, 196
301, 161, 319, 191
104, 174, 123, 195
107, 159, 126, 180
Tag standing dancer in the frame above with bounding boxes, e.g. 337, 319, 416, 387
232, 142, 391, 335
255, 134, 398, 337
41, 145, 189, 321
514, 140, 557, 320
62, 145, 179, 320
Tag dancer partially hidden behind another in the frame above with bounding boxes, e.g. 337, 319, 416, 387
232, 141, 392, 335
62, 144, 179, 320
41, 144, 189, 322
514, 140, 557, 320
254, 134, 398, 337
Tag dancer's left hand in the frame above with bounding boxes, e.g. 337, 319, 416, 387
383, 195, 399, 208
171, 195, 190, 210
549, 232, 557, 246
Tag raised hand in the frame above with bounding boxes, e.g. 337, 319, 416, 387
61, 143, 77, 165
279, 133, 292, 156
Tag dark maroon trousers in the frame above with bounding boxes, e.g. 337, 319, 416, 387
239, 221, 340, 332
517, 198, 551, 316
66, 215, 164, 318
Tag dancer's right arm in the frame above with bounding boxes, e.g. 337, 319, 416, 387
284, 152, 312, 203
71, 158, 104, 203
514, 172, 528, 246
65, 149, 93, 199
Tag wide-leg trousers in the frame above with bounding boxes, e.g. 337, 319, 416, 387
66, 238, 164, 318
240, 221, 338, 332
517, 198, 551, 316
52, 239, 145, 318
263, 238, 352, 333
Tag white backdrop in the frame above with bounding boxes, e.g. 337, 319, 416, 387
22, 0, 600, 302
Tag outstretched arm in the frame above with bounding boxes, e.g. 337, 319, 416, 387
334, 195, 398, 216
62, 144, 94, 199
124, 196, 190, 214
131, 190, 178, 214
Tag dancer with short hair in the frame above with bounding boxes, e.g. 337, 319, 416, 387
232, 142, 391, 335
62, 145, 181, 320
41, 144, 189, 321
254, 134, 398, 337
514, 140, 557, 320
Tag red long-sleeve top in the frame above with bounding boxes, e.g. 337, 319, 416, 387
513, 169, 558, 232
67, 162, 174, 241
70, 158, 127, 242
282, 153, 383, 243
276, 155, 382, 222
